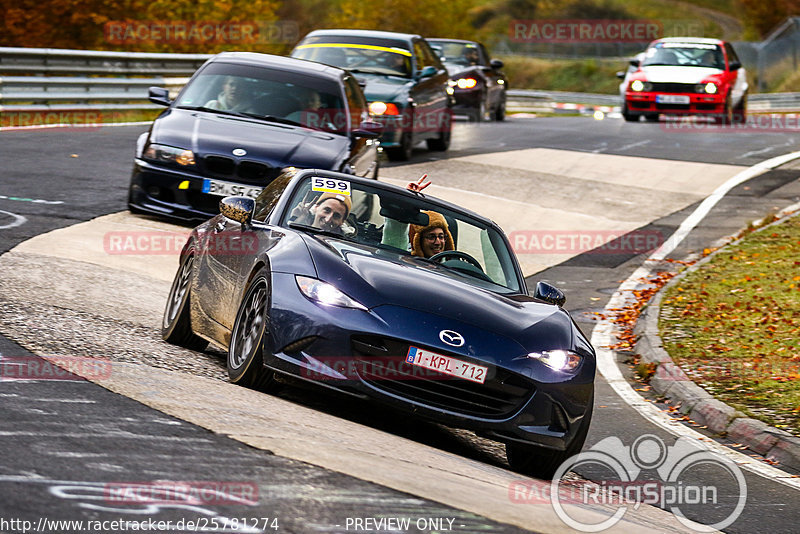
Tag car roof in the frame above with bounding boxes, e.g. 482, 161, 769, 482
428, 38, 479, 44
303, 29, 421, 43
293, 169, 498, 228
211, 51, 347, 81
650, 37, 725, 45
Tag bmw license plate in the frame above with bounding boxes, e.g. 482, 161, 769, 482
406, 346, 488, 384
655, 94, 690, 104
202, 179, 262, 199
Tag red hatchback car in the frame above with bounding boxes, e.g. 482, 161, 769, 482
621, 37, 748, 123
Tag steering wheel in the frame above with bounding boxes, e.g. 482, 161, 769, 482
428, 250, 483, 270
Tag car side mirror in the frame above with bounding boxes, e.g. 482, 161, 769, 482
616, 71, 626, 79
220, 196, 255, 226
353, 120, 383, 139
534, 281, 566, 307
490, 59, 504, 69
729, 60, 741, 71
629, 58, 640, 68
417, 65, 437, 79
148, 86, 172, 106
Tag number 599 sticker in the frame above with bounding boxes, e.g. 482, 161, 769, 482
312, 177, 351, 196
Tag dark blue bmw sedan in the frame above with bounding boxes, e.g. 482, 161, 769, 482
162, 168, 595, 478
128, 52, 381, 223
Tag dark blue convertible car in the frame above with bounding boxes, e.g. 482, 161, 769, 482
162, 168, 595, 478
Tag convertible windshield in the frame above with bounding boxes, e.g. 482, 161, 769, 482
642, 43, 724, 69
428, 40, 483, 67
281, 176, 523, 293
176, 62, 349, 133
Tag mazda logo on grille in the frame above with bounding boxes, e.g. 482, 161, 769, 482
439, 330, 464, 347
232, 148, 247, 156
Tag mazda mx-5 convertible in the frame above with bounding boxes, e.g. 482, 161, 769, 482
162, 168, 595, 478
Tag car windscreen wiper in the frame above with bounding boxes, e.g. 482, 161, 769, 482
288, 222, 347, 239
176, 105, 253, 119
348, 68, 411, 80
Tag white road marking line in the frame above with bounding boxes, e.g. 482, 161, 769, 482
616, 140, 652, 152
592, 149, 800, 490
0, 121, 152, 132
0, 194, 64, 205
0, 209, 27, 230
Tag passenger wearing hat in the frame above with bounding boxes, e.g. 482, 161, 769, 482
292, 192, 352, 233
408, 211, 455, 258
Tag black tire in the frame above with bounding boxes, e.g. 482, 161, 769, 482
621, 102, 639, 122
426, 113, 452, 151
470, 97, 487, 122
386, 131, 413, 161
227, 271, 277, 391
506, 394, 594, 480
162, 253, 208, 351
495, 94, 506, 121
733, 93, 747, 124
718, 94, 734, 125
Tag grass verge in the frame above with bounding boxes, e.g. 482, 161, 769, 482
660, 213, 800, 433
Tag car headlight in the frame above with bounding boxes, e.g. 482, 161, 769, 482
526, 350, 582, 372
142, 143, 195, 166
456, 78, 478, 89
368, 102, 400, 116
704, 82, 717, 94
630, 80, 651, 92
296, 276, 366, 310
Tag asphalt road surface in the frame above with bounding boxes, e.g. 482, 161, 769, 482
1, 116, 799, 533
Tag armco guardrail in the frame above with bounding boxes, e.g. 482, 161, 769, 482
0, 47, 210, 112
2, 47, 800, 115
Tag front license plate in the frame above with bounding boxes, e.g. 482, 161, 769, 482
656, 94, 690, 104
202, 179, 262, 199
406, 346, 488, 384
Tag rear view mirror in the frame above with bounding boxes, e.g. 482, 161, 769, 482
629, 58, 640, 68
729, 60, 741, 71
148, 86, 171, 106
616, 71, 626, 79
490, 59, 504, 69
534, 281, 566, 307
379, 199, 430, 226
220, 196, 255, 226
418, 66, 438, 79
353, 120, 383, 139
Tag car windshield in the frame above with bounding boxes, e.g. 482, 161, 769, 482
293, 37, 412, 77
642, 43, 725, 69
281, 176, 523, 293
429, 41, 481, 66
175, 61, 348, 134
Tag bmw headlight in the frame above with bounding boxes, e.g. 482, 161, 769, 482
456, 77, 478, 89
526, 350, 582, 372
704, 82, 718, 94
296, 276, 366, 310
630, 80, 645, 92
142, 143, 196, 166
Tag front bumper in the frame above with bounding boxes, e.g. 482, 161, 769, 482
262, 272, 595, 450
625, 91, 726, 115
128, 159, 228, 224
449, 87, 483, 110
